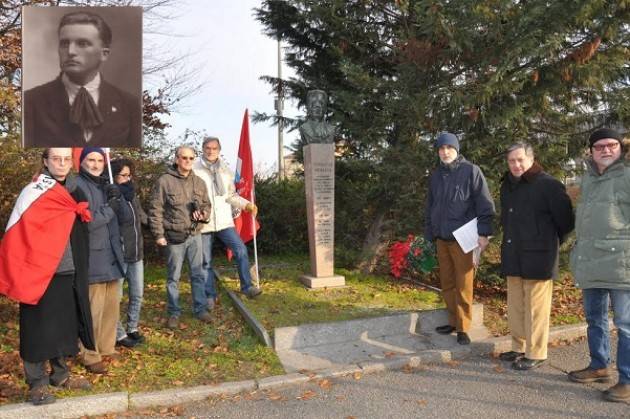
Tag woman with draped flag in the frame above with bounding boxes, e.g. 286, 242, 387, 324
0, 148, 94, 405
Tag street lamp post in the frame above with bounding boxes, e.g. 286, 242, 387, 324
275, 37, 284, 181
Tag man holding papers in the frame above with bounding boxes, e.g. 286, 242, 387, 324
499, 143, 574, 370
425, 132, 495, 345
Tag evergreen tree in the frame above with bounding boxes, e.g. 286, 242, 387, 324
256, 0, 630, 266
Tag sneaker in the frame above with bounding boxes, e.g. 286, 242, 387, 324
499, 351, 525, 362
207, 298, 216, 310
127, 331, 145, 343
512, 357, 546, 370
435, 325, 456, 335
568, 367, 612, 383
54, 376, 91, 390
456, 332, 471, 345
196, 311, 212, 323
85, 361, 108, 374
603, 383, 630, 403
28, 386, 55, 405
243, 287, 262, 299
167, 316, 179, 329
115, 335, 138, 348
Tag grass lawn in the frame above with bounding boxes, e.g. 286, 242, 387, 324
217, 255, 443, 332
0, 251, 586, 405
0, 262, 284, 405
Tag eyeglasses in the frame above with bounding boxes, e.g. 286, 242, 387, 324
49, 156, 73, 164
178, 156, 195, 161
592, 142, 620, 152
116, 173, 132, 179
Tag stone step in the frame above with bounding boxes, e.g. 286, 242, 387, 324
274, 304, 486, 351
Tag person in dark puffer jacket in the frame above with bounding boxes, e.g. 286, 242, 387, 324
424, 132, 495, 345
76, 147, 131, 374
110, 158, 148, 348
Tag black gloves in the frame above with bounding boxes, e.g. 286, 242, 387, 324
105, 183, 121, 201
105, 183, 122, 211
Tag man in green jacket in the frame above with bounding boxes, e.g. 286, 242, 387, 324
569, 128, 630, 403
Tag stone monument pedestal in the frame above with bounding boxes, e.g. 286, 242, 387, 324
300, 143, 345, 289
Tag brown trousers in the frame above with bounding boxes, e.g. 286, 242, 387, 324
436, 239, 474, 332
80, 281, 120, 366
507, 276, 553, 360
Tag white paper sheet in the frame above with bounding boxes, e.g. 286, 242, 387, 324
452, 217, 479, 254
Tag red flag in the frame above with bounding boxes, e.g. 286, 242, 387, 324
229, 109, 260, 258
72, 147, 83, 171
0, 175, 91, 304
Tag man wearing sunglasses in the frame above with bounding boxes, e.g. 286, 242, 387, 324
569, 128, 630, 403
148, 146, 212, 329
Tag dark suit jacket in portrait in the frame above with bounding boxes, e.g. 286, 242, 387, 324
23, 76, 142, 148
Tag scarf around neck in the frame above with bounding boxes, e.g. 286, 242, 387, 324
201, 156, 226, 196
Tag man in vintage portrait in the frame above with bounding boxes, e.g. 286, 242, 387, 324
22, 9, 142, 148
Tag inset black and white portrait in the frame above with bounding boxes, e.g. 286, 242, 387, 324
22, 6, 143, 148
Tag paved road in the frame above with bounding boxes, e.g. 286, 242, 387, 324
126, 336, 627, 418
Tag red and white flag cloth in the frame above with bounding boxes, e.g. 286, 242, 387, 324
0, 174, 91, 304
233, 109, 260, 245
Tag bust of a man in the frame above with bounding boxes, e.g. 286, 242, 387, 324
299, 90, 336, 144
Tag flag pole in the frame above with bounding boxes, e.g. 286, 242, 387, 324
104, 148, 113, 184
251, 188, 260, 288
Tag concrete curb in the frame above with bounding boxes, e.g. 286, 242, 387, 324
0, 391, 127, 419
226, 289, 273, 347
0, 320, 603, 417
129, 380, 257, 409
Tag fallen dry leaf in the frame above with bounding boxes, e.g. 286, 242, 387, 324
267, 391, 285, 401
384, 351, 398, 358
335, 395, 346, 401
318, 379, 333, 390
445, 360, 461, 368
173, 380, 184, 386
416, 399, 428, 407
353, 372, 362, 380
297, 390, 317, 400
493, 365, 505, 373
402, 365, 414, 374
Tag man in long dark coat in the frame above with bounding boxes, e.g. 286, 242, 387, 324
498, 143, 574, 370
0, 148, 95, 405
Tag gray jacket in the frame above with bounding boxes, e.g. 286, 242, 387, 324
77, 170, 130, 283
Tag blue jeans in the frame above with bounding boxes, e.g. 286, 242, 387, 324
116, 260, 144, 340
166, 234, 207, 317
583, 288, 630, 384
202, 227, 253, 299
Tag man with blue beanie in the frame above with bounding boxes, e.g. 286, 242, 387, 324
425, 132, 495, 345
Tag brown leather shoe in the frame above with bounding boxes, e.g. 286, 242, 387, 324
85, 361, 108, 374
568, 367, 612, 383
54, 376, 91, 390
603, 383, 630, 403
167, 315, 179, 329
28, 386, 55, 405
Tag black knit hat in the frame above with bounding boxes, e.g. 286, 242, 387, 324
588, 128, 623, 148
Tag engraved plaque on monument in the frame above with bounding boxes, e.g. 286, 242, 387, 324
299, 90, 345, 288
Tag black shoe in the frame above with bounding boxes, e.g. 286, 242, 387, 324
29, 386, 55, 405
499, 351, 525, 362
115, 336, 138, 348
512, 357, 546, 370
457, 332, 471, 345
127, 331, 145, 344
435, 325, 456, 335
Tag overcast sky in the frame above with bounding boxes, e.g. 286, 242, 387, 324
159, 1, 300, 174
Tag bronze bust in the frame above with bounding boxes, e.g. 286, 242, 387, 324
299, 90, 336, 144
